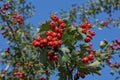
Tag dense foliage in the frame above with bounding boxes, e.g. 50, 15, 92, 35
0, 0, 120, 80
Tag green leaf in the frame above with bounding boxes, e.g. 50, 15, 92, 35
88, 60, 100, 68
94, 71, 101, 75
60, 47, 70, 53
39, 21, 51, 32
100, 40, 108, 49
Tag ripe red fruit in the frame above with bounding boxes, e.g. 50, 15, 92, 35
1, 9, 6, 14
80, 23, 86, 29
89, 31, 96, 36
103, 21, 108, 26
32, 41, 40, 47
54, 26, 59, 32
109, 64, 114, 68
48, 51, 54, 56
19, 74, 24, 78
46, 30, 52, 36
50, 14, 59, 21
87, 23, 92, 29
85, 36, 91, 42
82, 28, 87, 33
48, 41, 54, 46
92, 49, 96, 53
57, 33, 62, 39
58, 29, 63, 34
47, 56, 52, 61
53, 55, 58, 60
51, 32, 57, 37
1, 70, 5, 74
89, 43, 93, 47
3, 4, 10, 10
14, 72, 18, 76
88, 54, 94, 60
42, 38, 48, 44
49, 22, 56, 29
60, 23, 66, 29
1, 31, 6, 35
77, 71, 81, 76
40, 77, 46, 80
46, 36, 52, 41
82, 57, 89, 63
57, 18, 64, 25
5, 48, 10, 53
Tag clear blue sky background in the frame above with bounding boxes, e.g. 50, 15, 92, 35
0, 0, 120, 80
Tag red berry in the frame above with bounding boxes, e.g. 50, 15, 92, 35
47, 36, 52, 41
47, 56, 52, 61
48, 41, 53, 46
82, 57, 89, 63
14, 72, 18, 76
5, 48, 10, 53
1, 70, 5, 74
77, 72, 81, 76
88, 54, 94, 60
89, 31, 96, 36
19, 74, 24, 78
46, 30, 52, 36
103, 21, 108, 26
58, 29, 63, 34
60, 23, 66, 29
81, 28, 87, 33
89, 43, 93, 47
1, 9, 6, 14
57, 18, 64, 25
54, 26, 59, 32
42, 38, 48, 44
87, 23, 92, 29
109, 64, 114, 68
49, 21, 56, 29
57, 33, 62, 39
1, 31, 6, 35
40, 77, 46, 80
85, 36, 91, 42
51, 32, 57, 37
53, 55, 58, 60
50, 14, 59, 21
48, 51, 54, 56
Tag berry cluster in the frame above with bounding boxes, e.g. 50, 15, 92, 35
106, 39, 120, 68
12, 12, 24, 26
5, 48, 10, 53
109, 39, 120, 50
0, 3, 11, 14
33, 14, 66, 48
80, 20, 96, 42
82, 53, 94, 63
14, 72, 25, 78
47, 51, 58, 61
82, 43, 96, 63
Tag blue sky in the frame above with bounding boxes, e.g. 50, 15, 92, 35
0, 0, 120, 80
